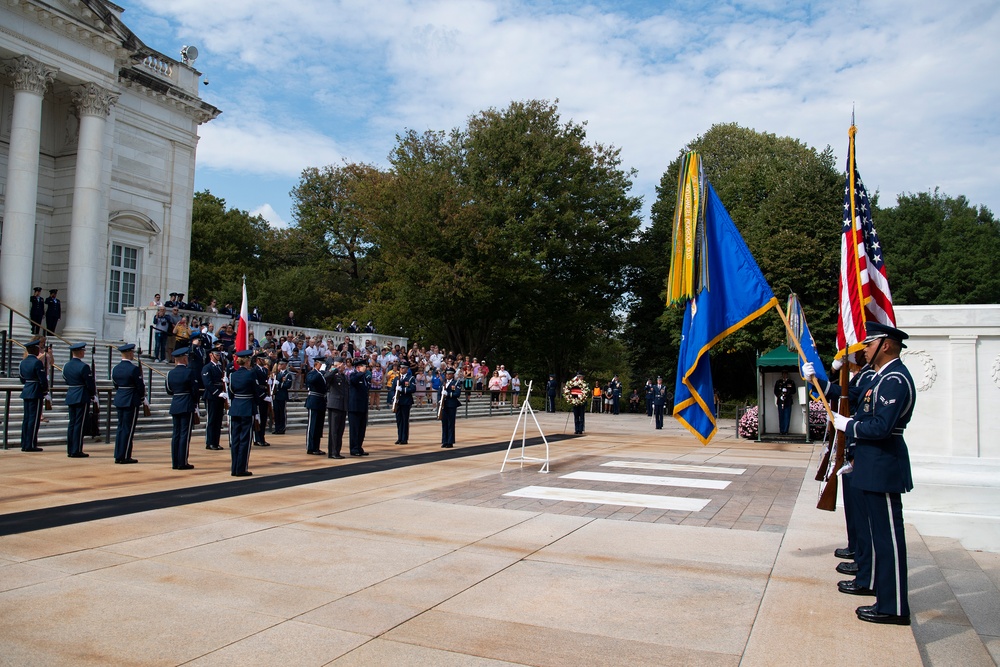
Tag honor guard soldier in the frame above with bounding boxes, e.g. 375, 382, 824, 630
252, 353, 271, 447
304, 356, 328, 455
202, 345, 227, 450
63, 342, 95, 458
644, 379, 654, 417
228, 350, 259, 476
546, 374, 558, 413
569, 372, 587, 434
324, 357, 348, 459
272, 359, 293, 434
609, 375, 622, 415
348, 357, 371, 456
392, 360, 416, 444
440, 367, 461, 448
29, 287, 45, 334
773, 371, 797, 435
165, 347, 198, 470
805, 322, 916, 626
111, 343, 144, 464
651, 376, 668, 429
19, 339, 47, 451
45, 289, 61, 334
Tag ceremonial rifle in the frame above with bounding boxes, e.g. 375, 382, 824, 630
816, 363, 850, 511
84, 344, 101, 437
136, 347, 152, 417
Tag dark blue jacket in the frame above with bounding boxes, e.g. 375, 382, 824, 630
202, 362, 226, 401
165, 364, 198, 414
348, 371, 370, 412
112, 360, 145, 408
274, 369, 293, 401
19, 355, 48, 399
305, 369, 327, 411
62, 357, 94, 406
443, 378, 462, 407
228, 368, 260, 418
391, 371, 416, 407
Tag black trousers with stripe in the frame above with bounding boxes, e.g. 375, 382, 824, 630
861, 489, 909, 616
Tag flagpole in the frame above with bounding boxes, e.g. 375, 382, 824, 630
771, 302, 835, 420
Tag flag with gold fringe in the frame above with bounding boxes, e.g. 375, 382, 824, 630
670, 153, 778, 444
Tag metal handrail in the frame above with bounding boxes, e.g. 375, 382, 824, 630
0, 299, 75, 347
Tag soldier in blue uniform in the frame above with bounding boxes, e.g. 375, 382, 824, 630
111, 343, 144, 464
806, 322, 916, 626
165, 347, 198, 470
651, 376, 668, 429
29, 287, 45, 334
773, 371, 797, 435
252, 353, 272, 447
546, 374, 558, 413
324, 357, 348, 459
272, 359, 293, 434
202, 345, 227, 450
63, 342, 94, 458
440, 367, 461, 448
228, 350, 259, 476
45, 289, 61, 334
19, 339, 47, 452
304, 356, 327, 455
348, 358, 371, 456
392, 360, 416, 444
644, 379, 654, 417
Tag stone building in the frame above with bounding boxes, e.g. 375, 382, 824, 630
0, 0, 219, 340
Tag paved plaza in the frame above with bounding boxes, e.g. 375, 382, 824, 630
1, 412, 997, 666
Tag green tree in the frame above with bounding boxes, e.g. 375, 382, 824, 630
626, 123, 844, 400
876, 190, 1000, 305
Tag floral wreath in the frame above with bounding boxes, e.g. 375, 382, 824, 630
562, 377, 590, 406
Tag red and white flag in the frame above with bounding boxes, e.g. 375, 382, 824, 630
234, 278, 249, 353
836, 125, 895, 359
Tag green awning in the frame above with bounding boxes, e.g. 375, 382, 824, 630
757, 344, 799, 368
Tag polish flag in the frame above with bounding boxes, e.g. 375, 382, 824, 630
234, 279, 249, 353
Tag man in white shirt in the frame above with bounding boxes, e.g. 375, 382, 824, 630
305, 337, 321, 369
281, 335, 296, 360
429, 345, 443, 371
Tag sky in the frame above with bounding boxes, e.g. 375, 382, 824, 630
121, 0, 1000, 229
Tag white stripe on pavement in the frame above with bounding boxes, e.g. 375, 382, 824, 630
561, 470, 731, 490
601, 461, 746, 475
503, 486, 710, 511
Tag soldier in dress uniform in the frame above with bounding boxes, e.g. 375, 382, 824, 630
304, 356, 327, 455
773, 370, 797, 435
272, 359, 293, 435
806, 322, 916, 626
569, 372, 586, 434
202, 345, 227, 450
651, 376, 669, 429
546, 374, 558, 413
63, 342, 94, 458
392, 360, 416, 444
111, 343, 144, 464
440, 367, 461, 448
19, 339, 47, 452
347, 357, 371, 456
644, 379, 654, 417
29, 287, 45, 335
45, 289, 61, 334
165, 347, 198, 470
324, 357, 348, 459
609, 375, 622, 415
252, 353, 272, 447
228, 349, 259, 476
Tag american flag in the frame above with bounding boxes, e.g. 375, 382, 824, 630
837, 126, 895, 357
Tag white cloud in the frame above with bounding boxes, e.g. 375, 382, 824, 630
250, 203, 289, 229
196, 118, 345, 177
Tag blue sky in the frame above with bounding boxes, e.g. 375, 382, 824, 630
122, 0, 1000, 228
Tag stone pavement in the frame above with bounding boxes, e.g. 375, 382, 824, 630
1, 411, 997, 666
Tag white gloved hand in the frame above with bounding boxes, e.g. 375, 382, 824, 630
831, 357, 844, 371
264, 396, 273, 403
832, 413, 852, 432
801, 362, 816, 379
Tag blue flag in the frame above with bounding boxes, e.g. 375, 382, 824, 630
674, 184, 777, 444
787, 295, 828, 395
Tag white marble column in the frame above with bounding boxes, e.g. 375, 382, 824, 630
948, 335, 980, 457
0, 56, 57, 332
61, 82, 118, 340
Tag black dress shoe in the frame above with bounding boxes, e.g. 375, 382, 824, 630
441, 443, 453, 448
394, 440, 401, 444
308, 450, 326, 456
68, 452, 89, 458
173, 464, 194, 470
232, 471, 253, 477
856, 604, 876, 614
206, 445, 223, 450
121, 458, 138, 464
837, 561, 859, 575
835, 547, 855, 560
330, 454, 345, 459
273, 430, 285, 435
856, 607, 910, 625
350, 451, 369, 457
22, 447, 44, 452
254, 442, 270, 447
838, 580, 875, 596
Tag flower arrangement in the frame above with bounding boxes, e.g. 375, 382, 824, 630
738, 401, 831, 439
738, 405, 759, 439
562, 377, 590, 406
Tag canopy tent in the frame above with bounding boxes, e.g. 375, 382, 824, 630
757, 344, 799, 368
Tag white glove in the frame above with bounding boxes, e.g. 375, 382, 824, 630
143, 400, 150, 408
801, 362, 816, 379
254, 414, 260, 424
831, 357, 844, 371
264, 396, 273, 403
832, 413, 852, 432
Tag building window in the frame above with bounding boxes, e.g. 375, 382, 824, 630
108, 243, 139, 314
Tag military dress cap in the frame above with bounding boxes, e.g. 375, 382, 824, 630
445, 367, 456, 374
49, 289, 58, 294
353, 357, 368, 367
33, 287, 41, 292
235, 349, 254, 358
169, 292, 177, 297
314, 356, 327, 364
254, 352, 269, 359
172, 347, 190, 357
400, 360, 410, 368
118, 343, 136, 352
277, 358, 288, 364
863, 322, 909, 348
26, 338, 41, 348
69, 342, 87, 351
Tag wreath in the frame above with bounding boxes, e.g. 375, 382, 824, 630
562, 377, 590, 406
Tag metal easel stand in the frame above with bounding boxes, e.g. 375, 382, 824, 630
500, 380, 550, 473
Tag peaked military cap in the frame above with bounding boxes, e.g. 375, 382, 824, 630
26, 339, 41, 348
118, 343, 136, 352
69, 342, 87, 351
863, 322, 909, 348
172, 347, 190, 357
235, 349, 254, 358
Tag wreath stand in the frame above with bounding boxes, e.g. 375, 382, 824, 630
500, 381, 550, 473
